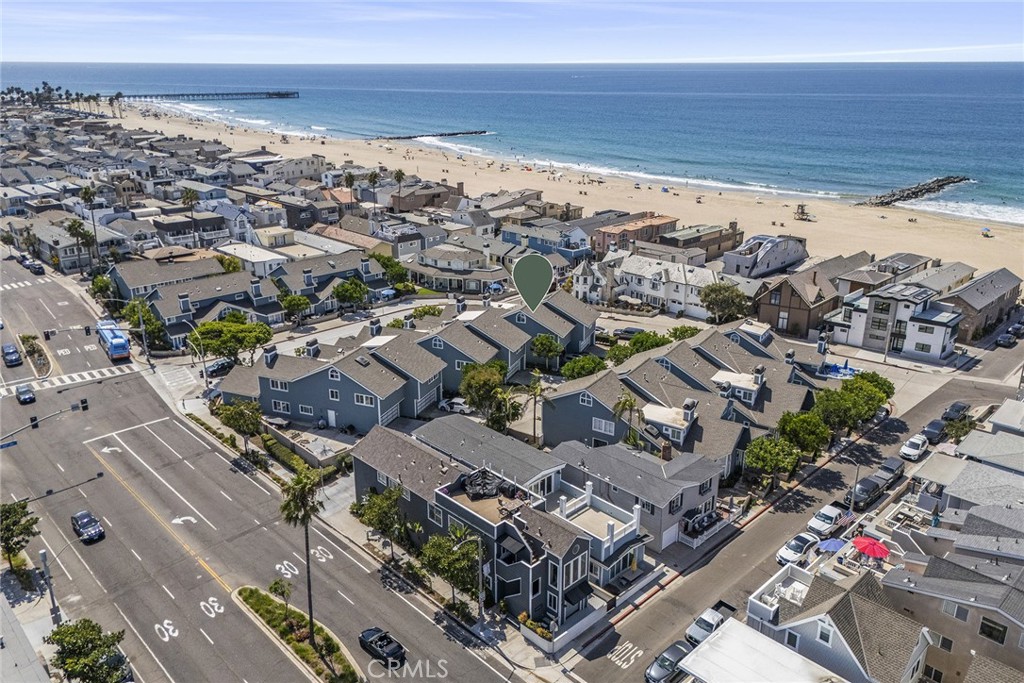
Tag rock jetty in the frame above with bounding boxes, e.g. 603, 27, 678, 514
380, 130, 489, 141
858, 176, 970, 207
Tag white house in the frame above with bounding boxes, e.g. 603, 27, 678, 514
213, 240, 289, 278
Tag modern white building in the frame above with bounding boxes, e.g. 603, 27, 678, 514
722, 234, 809, 278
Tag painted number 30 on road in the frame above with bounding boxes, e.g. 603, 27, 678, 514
607, 641, 644, 669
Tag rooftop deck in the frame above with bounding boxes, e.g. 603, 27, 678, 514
566, 506, 630, 539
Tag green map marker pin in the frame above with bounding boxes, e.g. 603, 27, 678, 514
513, 253, 554, 312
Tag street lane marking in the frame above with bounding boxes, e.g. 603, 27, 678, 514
173, 420, 271, 495
39, 534, 72, 581
220, 490, 233, 502
56, 463, 64, 473
102, 517, 112, 528
199, 628, 214, 645
184, 460, 195, 470
162, 585, 175, 600
336, 589, 354, 605
40, 300, 56, 319
79, 489, 87, 498
131, 549, 142, 562
292, 551, 307, 565
173, 420, 207, 446
144, 425, 183, 459
89, 447, 231, 594
52, 526, 106, 593
312, 526, 370, 573
82, 417, 170, 443
114, 603, 176, 683
113, 435, 217, 530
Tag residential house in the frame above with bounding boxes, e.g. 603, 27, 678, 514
256, 155, 327, 185
657, 221, 745, 259
105, 218, 162, 253
307, 223, 390, 257
108, 256, 225, 299
500, 221, 591, 266
605, 252, 721, 319
405, 243, 510, 294
176, 179, 228, 202
722, 234, 809, 279
459, 307, 531, 378
757, 267, 840, 339
389, 181, 460, 212
419, 321, 501, 393
901, 262, 977, 296
211, 203, 255, 242
152, 211, 228, 248
212, 240, 288, 278
270, 195, 317, 230
269, 253, 387, 317
836, 253, 933, 297
592, 212, 679, 258
938, 268, 1022, 342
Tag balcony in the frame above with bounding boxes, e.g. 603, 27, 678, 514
199, 229, 230, 242
550, 481, 639, 561
747, 564, 813, 626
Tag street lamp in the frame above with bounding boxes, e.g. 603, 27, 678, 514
181, 319, 209, 390
39, 534, 87, 625
454, 536, 485, 622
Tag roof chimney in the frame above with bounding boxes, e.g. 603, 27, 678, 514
785, 348, 795, 364
661, 439, 673, 461
456, 295, 466, 314
403, 313, 415, 329
361, 256, 370, 274
302, 267, 313, 287
683, 398, 697, 422
249, 277, 261, 299
754, 364, 766, 386
304, 338, 319, 357
177, 291, 191, 313
482, 293, 492, 308
263, 344, 278, 366
369, 317, 382, 337
812, 270, 817, 285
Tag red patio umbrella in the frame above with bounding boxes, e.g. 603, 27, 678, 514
852, 536, 890, 559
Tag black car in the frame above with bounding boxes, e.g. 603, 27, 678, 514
359, 627, 405, 666
71, 510, 105, 542
1008, 323, 1024, 338
200, 358, 235, 378
3, 343, 23, 367
613, 326, 645, 340
996, 334, 1017, 348
921, 419, 947, 445
941, 401, 970, 422
15, 384, 35, 404
843, 476, 885, 512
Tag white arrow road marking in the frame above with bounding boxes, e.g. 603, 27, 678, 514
101, 446, 122, 454
171, 516, 198, 525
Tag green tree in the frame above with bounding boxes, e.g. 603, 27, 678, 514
367, 170, 380, 209
44, 618, 126, 683
361, 486, 405, 562
777, 411, 831, 455
613, 389, 641, 447
188, 319, 272, 365
369, 252, 409, 284
386, 318, 405, 329
840, 376, 886, 423
523, 369, 552, 444
0, 230, 15, 255
531, 334, 564, 370
393, 168, 406, 202
743, 436, 800, 488
268, 578, 293, 626
280, 465, 325, 654
89, 274, 114, 301
420, 523, 479, 603
629, 331, 672, 353
79, 186, 99, 264
181, 187, 200, 247
332, 278, 370, 309
606, 343, 636, 366
279, 293, 311, 328
120, 298, 166, 349
488, 386, 525, 434
812, 388, 859, 436
459, 361, 505, 420
215, 254, 243, 273
561, 354, 606, 380
411, 304, 442, 319
22, 226, 41, 258
945, 416, 977, 443
852, 371, 895, 400
699, 282, 749, 324
343, 172, 355, 191
218, 400, 262, 455
667, 325, 701, 341
1, 500, 40, 569
64, 218, 92, 274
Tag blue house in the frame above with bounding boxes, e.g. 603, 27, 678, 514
269, 252, 387, 317
500, 221, 591, 265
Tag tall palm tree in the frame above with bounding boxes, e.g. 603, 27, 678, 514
524, 369, 553, 445
280, 466, 325, 653
392, 169, 406, 211
613, 389, 641, 447
181, 187, 200, 248
79, 186, 100, 264
342, 172, 355, 191
366, 171, 380, 213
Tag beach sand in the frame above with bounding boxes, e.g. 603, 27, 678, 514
113, 104, 1021, 275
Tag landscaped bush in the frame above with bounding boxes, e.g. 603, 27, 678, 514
260, 434, 337, 480
517, 611, 553, 640
238, 587, 357, 683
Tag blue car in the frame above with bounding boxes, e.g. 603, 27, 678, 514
3, 343, 22, 367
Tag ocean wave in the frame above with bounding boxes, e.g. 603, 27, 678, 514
235, 117, 271, 125
414, 136, 486, 156
310, 125, 328, 130
900, 198, 1024, 226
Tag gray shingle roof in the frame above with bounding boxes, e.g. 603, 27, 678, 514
112, 257, 225, 290
507, 303, 573, 339
549, 369, 644, 412
463, 308, 530, 352
963, 654, 1024, 683
434, 322, 499, 364
543, 289, 599, 327
956, 430, 1024, 474
413, 415, 561, 485
945, 460, 1024, 508
333, 349, 405, 398
513, 505, 584, 558
351, 426, 466, 500
369, 333, 445, 383
939, 267, 1022, 311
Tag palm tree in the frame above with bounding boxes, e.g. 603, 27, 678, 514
280, 466, 325, 653
613, 389, 641, 447
79, 186, 100, 265
63, 218, 91, 275
181, 187, 200, 248
343, 172, 355, 191
393, 169, 406, 210
366, 171, 380, 213
114, 91, 125, 118
524, 369, 553, 445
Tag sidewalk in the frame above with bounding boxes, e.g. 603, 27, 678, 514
2, 563, 61, 683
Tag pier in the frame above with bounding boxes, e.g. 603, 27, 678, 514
119, 91, 299, 102
858, 176, 970, 207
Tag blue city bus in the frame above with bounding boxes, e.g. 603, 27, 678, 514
96, 319, 132, 361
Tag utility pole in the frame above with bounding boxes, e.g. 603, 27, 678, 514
39, 549, 62, 625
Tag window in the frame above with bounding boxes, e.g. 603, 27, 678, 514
564, 553, 588, 588
918, 324, 935, 334
592, 417, 615, 435
662, 426, 682, 442
817, 622, 833, 646
516, 313, 526, 324
378, 471, 389, 486
455, 360, 468, 370
401, 487, 410, 501
669, 493, 684, 514
785, 631, 799, 648
532, 578, 541, 597
769, 290, 782, 305
777, 311, 789, 331
329, 389, 340, 401
547, 592, 559, 612
868, 333, 886, 341
870, 316, 889, 331
432, 337, 443, 349
931, 631, 953, 652
979, 617, 1008, 645
914, 343, 932, 353
872, 301, 891, 314
271, 400, 290, 414
635, 496, 655, 515
699, 477, 713, 495
355, 394, 375, 407
428, 503, 443, 526
548, 561, 559, 587
299, 404, 314, 416
579, 393, 593, 407
842, 307, 853, 322
923, 665, 944, 683
941, 600, 969, 621
328, 368, 341, 381
269, 379, 289, 392
1019, 632, 1024, 649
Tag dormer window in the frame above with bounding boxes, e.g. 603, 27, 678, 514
516, 312, 526, 324
432, 338, 443, 349
579, 392, 593, 407
328, 368, 341, 381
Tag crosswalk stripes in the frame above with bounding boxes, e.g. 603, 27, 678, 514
0, 363, 140, 397
0, 277, 52, 291
158, 365, 198, 391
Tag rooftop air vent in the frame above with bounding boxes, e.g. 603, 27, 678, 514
355, 355, 371, 367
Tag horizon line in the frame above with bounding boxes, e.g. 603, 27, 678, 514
5, 59, 1023, 66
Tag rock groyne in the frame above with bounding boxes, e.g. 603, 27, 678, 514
379, 130, 490, 141
857, 176, 970, 207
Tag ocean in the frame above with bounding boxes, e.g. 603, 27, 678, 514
5, 62, 1023, 224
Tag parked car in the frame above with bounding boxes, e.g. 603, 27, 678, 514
644, 640, 692, 683
941, 401, 971, 422
15, 384, 35, 404
359, 627, 406, 666
899, 434, 929, 461
996, 334, 1017, 348
3, 342, 23, 367
613, 327, 645, 340
0, 316, 4, 329
921, 419, 947, 445
807, 502, 854, 538
1008, 323, 1024, 338
438, 397, 473, 414
27, 261, 44, 275
843, 476, 886, 512
200, 358, 234, 378
100, 651, 135, 682
19, 254, 33, 266
71, 510, 105, 542
776, 532, 820, 566
874, 457, 905, 490
873, 405, 891, 423
684, 601, 735, 646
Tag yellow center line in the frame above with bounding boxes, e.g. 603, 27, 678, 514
88, 445, 231, 593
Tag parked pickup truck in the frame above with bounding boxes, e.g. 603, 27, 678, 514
872, 457, 906, 491
684, 600, 736, 647
807, 502, 855, 538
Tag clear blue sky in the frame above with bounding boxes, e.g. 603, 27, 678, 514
2, 1, 1021, 64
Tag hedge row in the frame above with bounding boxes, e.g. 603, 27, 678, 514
260, 434, 337, 480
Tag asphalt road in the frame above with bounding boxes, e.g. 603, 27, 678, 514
571, 375, 1015, 683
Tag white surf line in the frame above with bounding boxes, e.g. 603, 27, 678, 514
113, 435, 217, 531
173, 421, 271, 495
53, 526, 106, 593
336, 589, 354, 605
114, 603, 176, 683
83, 417, 170, 443
131, 549, 142, 562
56, 463, 65, 472
199, 628, 214, 645
220, 490, 233, 502
292, 551, 307, 565
38, 534, 72, 581
144, 425, 183, 460
162, 585, 175, 600
312, 526, 370, 573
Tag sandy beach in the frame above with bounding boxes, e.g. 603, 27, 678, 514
114, 104, 1021, 275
